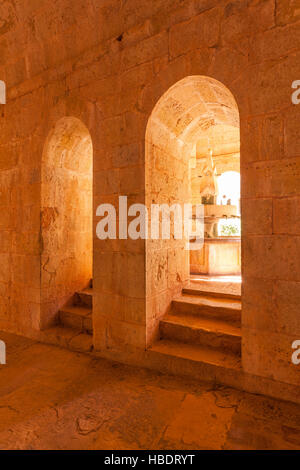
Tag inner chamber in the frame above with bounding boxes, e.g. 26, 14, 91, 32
190, 123, 241, 282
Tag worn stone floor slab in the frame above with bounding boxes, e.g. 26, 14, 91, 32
0, 331, 299, 450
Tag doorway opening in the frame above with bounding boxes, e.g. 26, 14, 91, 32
146, 76, 241, 346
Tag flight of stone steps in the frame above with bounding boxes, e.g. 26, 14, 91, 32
42, 275, 243, 388
59, 283, 93, 335
43, 280, 93, 353
149, 281, 242, 387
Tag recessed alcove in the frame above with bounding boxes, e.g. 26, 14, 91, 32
40, 117, 93, 329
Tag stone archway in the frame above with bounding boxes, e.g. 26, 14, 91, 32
40, 117, 93, 329
145, 76, 240, 346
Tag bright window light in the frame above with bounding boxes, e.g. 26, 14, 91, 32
218, 218, 241, 237
217, 171, 240, 209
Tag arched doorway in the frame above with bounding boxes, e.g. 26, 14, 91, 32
41, 117, 93, 330
145, 76, 241, 349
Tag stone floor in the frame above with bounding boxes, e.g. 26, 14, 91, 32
0, 331, 299, 450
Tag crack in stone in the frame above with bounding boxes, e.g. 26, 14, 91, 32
0, 405, 19, 414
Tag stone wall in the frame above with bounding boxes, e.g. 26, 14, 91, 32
0, 0, 299, 389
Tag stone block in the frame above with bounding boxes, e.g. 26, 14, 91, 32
243, 327, 300, 387
243, 235, 300, 282
169, 8, 221, 58
273, 197, 300, 235
250, 23, 300, 64
122, 32, 168, 70
275, 0, 300, 26
221, 0, 275, 44
242, 198, 273, 235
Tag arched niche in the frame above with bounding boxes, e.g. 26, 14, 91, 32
41, 117, 93, 328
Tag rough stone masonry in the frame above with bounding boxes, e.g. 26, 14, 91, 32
0, 0, 299, 406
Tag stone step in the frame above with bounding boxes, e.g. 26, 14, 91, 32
183, 287, 241, 301
160, 314, 241, 355
149, 339, 242, 388
189, 277, 241, 297
74, 288, 93, 308
41, 326, 93, 354
172, 294, 241, 326
59, 306, 92, 334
